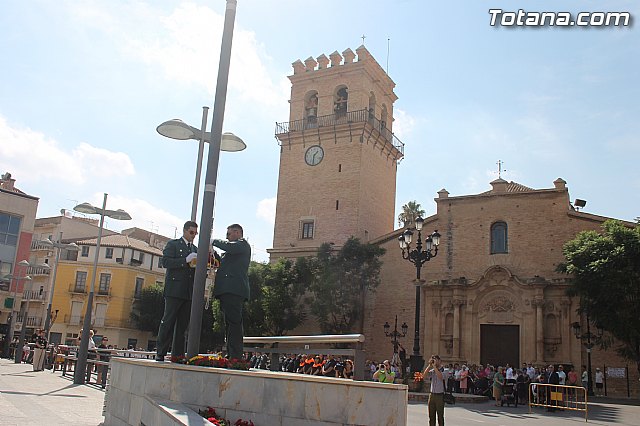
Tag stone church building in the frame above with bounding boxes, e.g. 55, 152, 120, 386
268, 46, 638, 396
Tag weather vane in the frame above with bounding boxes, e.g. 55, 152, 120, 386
496, 160, 507, 179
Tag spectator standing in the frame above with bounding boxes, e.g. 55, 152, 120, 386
557, 365, 566, 385
505, 363, 515, 384
32, 329, 47, 371
422, 355, 448, 426
493, 366, 505, 406
595, 368, 604, 396
581, 365, 589, 389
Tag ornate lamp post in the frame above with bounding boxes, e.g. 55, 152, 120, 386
383, 315, 408, 354
72, 194, 131, 384
398, 216, 440, 373
572, 313, 603, 397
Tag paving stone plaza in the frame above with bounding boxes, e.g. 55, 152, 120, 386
1, 359, 638, 426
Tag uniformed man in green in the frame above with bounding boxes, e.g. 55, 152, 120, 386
155, 221, 198, 361
212, 224, 251, 360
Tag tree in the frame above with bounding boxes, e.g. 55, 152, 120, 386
559, 220, 640, 376
306, 237, 385, 335
130, 283, 164, 332
398, 200, 425, 228
210, 260, 307, 338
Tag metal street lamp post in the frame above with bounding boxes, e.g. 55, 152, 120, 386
40, 233, 79, 341
571, 313, 603, 397
157, 110, 246, 222
383, 315, 408, 355
73, 194, 131, 384
398, 216, 441, 373
14, 261, 50, 363
183, 0, 240, 359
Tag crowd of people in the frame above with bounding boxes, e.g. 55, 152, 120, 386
248, 353, 355, 379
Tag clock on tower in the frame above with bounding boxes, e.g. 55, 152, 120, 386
268, 46, 404, 261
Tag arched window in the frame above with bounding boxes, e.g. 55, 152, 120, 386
304, 91, 318, 128
334, 86, 348, 117
304, 91, 318, 118
380, 104, 388, 130
490, 221, 508, 254
368, 92, 376, 120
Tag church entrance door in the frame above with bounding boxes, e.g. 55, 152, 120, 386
480, 324, 519, 367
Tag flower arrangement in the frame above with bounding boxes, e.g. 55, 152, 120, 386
187, 354, 250, 371
198, 406, 255, 426
413, 371, 424, 383
170, 355, 187, 364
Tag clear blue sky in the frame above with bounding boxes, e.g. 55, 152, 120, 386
1, 0, 638, 262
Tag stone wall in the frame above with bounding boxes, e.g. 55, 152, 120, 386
104, 358, 408, 426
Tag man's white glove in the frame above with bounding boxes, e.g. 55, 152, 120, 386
186, 253, 197, 263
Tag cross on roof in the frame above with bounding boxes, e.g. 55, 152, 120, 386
361, 34, 366, 45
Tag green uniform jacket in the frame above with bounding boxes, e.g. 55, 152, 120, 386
162, 238, 197, 300
212, 238, 251, 301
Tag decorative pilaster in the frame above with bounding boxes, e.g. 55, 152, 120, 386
532, 298, 545, 363
452, 298, 466, 359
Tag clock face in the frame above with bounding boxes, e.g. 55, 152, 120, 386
304, 145, 324, 166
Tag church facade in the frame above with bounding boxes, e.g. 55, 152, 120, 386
269, 47, 638, 397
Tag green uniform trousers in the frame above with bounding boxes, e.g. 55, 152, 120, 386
219, 293, 245, 360
156, 297, 191, 358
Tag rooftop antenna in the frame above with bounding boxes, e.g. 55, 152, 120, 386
386, 37, 390, 74
496, 160, 507, 179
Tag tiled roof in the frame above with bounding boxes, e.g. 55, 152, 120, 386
481, 181, 535, 195
75, 234, 163, 255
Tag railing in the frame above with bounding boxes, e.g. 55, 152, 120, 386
243, 334, 366, 380
64, 314, 83, 325
129, 258, 143, 267
529, 382, 588, 421
23, 290, 47, 301
275, 109, 404, 157
26, 265, 50, 276
31, 240, 52, 250
96, 287, 111, 296
68, 283, 87, 294
26, 316, 43, 327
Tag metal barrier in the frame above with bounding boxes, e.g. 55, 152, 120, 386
529, 382, 588, 421
243, 334, 366, 380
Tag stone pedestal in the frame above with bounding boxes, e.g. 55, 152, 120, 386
104, 358, 408, 426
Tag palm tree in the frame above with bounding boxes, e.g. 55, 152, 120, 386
398, 201, 425, 228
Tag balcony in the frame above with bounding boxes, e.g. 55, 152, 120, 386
26, 316, 43, 327
64, 314, 83, 325
31, 240, 53, 251
68, 283, 87, 294
26, 266, 51, 277
129, 258, 143, 267
275, 108, 404, 160
96, 287, 112, 297
23, 290, 47, 302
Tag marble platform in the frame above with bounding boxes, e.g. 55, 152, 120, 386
104, 358, 408, 426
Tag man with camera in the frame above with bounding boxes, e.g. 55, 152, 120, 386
373, 360, 395, 383
423, 354, 449, 426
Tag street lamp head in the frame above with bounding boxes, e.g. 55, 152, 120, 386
431, 230, 441, 246
220, 132, 247, 152
157, 119, 198, 140
383, 321, 390, 335
66, 242, 80, 251
402, 229, 413, 245
425, 235, 433, 250
18, 260, 30, 267
415, 216, 424, 231
108, 209, 132, 221
401, 322, 408, 336
41, 238, 54, 247
73, 202, 97, 215
571, 321, 581, 338
398, 234, 407, 250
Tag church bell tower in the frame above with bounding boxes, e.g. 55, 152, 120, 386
268, 46, 403, 260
